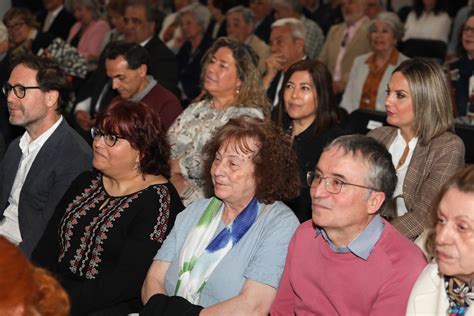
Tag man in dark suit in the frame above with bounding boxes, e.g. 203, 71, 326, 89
36, 0, 76, 41
0, 55, 92, 257
263, 18, 306, 109
73, 0, 178, 137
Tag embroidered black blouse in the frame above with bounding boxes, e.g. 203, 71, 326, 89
32, 171, 184, 315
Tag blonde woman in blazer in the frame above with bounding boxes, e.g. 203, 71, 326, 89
406, 166, 474, 316
368, 59, 465, 240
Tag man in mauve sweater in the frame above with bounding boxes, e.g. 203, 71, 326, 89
270, 135, 427, 315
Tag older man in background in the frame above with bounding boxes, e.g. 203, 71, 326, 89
274, 0, 324, 59
226, 5, 270, 73
264, 18, 306, 108
318, 0, 371, 96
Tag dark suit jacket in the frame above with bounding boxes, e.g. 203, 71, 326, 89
75, 35, 179, 111
37, 8, 76, 41
368, 126, 465, 239
0, 119, 92, 257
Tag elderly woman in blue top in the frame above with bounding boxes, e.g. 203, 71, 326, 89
141, 116, 300, 315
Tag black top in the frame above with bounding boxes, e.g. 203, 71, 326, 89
177, 34, 214, 101
283, 117, 344, 222
32, 171, 184, 315
450, 55, 474, 117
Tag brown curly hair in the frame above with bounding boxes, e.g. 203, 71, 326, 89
203, 116, 300, 204
425, 165, 474, 258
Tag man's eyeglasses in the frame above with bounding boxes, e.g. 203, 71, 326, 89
2, 83, 41, 99
91, 127, 124, 147
306, 171, 378, 194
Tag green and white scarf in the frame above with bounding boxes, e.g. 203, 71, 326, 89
175, 197, 258, 304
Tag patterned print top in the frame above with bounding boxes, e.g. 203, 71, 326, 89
31, 171, 184, 314
167, 99, 264, 206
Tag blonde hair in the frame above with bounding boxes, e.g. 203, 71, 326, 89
393, 58, 454, 146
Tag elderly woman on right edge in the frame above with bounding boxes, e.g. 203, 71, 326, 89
368, 58, 465, 240
406, 165, 474, 316
340, 12, 408, 113
168, 37, 269, 206
141, 116, 300, 315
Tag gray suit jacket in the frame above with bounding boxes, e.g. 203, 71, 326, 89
0, 119, 92, 257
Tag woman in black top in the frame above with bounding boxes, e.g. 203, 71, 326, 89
32, 101, 184, 315
274, 60, 343, 222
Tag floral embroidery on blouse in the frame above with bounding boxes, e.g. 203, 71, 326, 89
57, 174, 172, 279
150, 186, 171, 243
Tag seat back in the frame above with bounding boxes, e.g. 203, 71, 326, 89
399, 39, 447, 63
341, 109, 389, 135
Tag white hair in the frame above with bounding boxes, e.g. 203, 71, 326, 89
271, 17, 306, 40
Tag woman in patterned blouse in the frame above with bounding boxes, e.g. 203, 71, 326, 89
31, 100, 184, 315
168, 37, 270, 206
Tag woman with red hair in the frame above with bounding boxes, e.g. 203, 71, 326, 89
0, 236, 70, 316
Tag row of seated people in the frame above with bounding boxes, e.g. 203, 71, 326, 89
0, 33, 470, 314
1, 0, 473, 150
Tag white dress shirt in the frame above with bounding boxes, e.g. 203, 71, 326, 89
0, 116, 63, 244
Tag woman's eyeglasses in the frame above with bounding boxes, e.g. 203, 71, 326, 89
90, 127, 124, 147
2, 83, 41, 99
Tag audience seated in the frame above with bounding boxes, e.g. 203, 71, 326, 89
100, 0, 127, 51
75, 42, 182, 137
141, 116, 300, 315
365, 0, 384, 19
447, 4, 472, 58
407, 165, 474, 315
402, 0, 451, 44
264, 18, 306, 108
249, 0, 274, 43
450, 11, 474, 118
274, 60, 343, 222
341, 12, 408, 113
32, 100, 184, 315
0, 55, 92, 257
0, 22, 22, 147
37, 0, 76, 41
226, 5, 270, 73
67, 0, 110, 64
273, 0, 324, 60
270, 135, 427, 315
168, 38, 268, 206
299, 0, 343, 35
73, 0, 179, 136
205, 0, 236, 40
175, 3, 213, 104
159, 0, 194, 51
369, 59, 465, 240
0, 236, 70, 316
318, 0, 371, 96
3, 7, 54, 57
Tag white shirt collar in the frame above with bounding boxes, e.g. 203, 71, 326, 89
19, 116, 63, 155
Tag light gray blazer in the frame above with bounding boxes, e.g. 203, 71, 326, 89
0, 119, 92, 257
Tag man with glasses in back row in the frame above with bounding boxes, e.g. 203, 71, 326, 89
0, 55, 91, 257
270, 135, 427, 315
